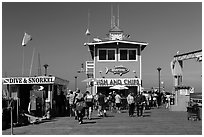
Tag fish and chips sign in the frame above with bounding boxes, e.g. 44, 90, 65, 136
96, 78, 140, 87
2, 76, 55, 85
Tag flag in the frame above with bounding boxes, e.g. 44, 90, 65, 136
85, 28, 91, 36
22, 32, 32, 46
171, 60, 183, 76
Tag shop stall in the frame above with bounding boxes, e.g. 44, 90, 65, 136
2, 76, 69, 124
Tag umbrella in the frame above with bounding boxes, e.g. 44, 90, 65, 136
109, 85, 129, 90
81, 78, 97, 83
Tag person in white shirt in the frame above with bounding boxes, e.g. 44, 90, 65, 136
166, 94, 171, 109
127, 92, 135, 117
115, 93, 122, 113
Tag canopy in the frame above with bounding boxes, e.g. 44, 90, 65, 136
109, 85, 129, 90
82, 78, 97, 83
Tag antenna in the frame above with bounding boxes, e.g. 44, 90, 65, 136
112, 16, 115, 27
111, 5, 113, 28
88, 9, 90, 30
38, 52, 42, 76
117, 4, 119, 27
85, 9, 91, 42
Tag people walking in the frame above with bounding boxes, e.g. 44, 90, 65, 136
97, 92, 107, 117
107, 92, 115, 112
135, 92, 146, 117
75, 89, 86, 124
115, 92, 122, 113
126, 92, 135, 117
165, 94, 171, 109
153, 93, 158, 108
67, 90, 75, 117
84, 91, 94, 120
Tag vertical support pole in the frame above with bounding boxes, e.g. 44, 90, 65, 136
75, 76, 78, 91
157, 67, 162, 93
159, 70, 160, 93
139, 45, 142, 94
10, 106, 13, 135
51, 84, 54, 109
16, 98, 19, 124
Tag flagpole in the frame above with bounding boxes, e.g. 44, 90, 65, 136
29, 47, 35, 77
22, 46, 25, 76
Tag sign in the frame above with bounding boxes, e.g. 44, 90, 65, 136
2, 76, 55, 85
105, 65, 130, 76
96, 78, 140, 86
179, 89, 189, 96
32, 85, 44, 90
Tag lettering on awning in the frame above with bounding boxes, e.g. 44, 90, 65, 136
96, 78, 140, 86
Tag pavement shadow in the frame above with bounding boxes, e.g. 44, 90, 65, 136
82, 121, 96, 124
144, 111, 151, 114
143, 114, 151, 117
105, 114, 115, 117
90, 117, 103, 120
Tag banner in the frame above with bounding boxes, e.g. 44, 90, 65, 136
2, 76, 55, 85
22, 32, 32, 46
96, 78, 140, 87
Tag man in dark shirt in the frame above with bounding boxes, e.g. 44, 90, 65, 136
135, 92, 146, 117
97, 92, 107, 117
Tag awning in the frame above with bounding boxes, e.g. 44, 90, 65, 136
82, 78, 97, 83
109, 85, 129, 90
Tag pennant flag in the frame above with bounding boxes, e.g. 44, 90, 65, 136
22, 32, 32, 46
172, 60, 183, 76
85, 28, 91, 36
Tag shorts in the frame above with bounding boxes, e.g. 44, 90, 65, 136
116, 103, 121, 108
86, 102, 93, 107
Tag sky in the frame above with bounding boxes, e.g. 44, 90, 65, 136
2, 2, 202, 93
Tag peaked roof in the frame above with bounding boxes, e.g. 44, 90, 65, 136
84, 40, 148, 46
84, 40, 148, 59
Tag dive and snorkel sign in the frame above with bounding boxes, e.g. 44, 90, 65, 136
105, 65, 130, 76
2, 76, 55, 85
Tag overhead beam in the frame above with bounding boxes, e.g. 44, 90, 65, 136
174, 49, 202, 61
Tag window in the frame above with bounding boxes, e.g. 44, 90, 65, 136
120, 50, 128, 60
98, 49, 116, 61
108, 50, 115, 60
129, 50, 136, 60
119, 49, 137, 61
99, 50, 106, 60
